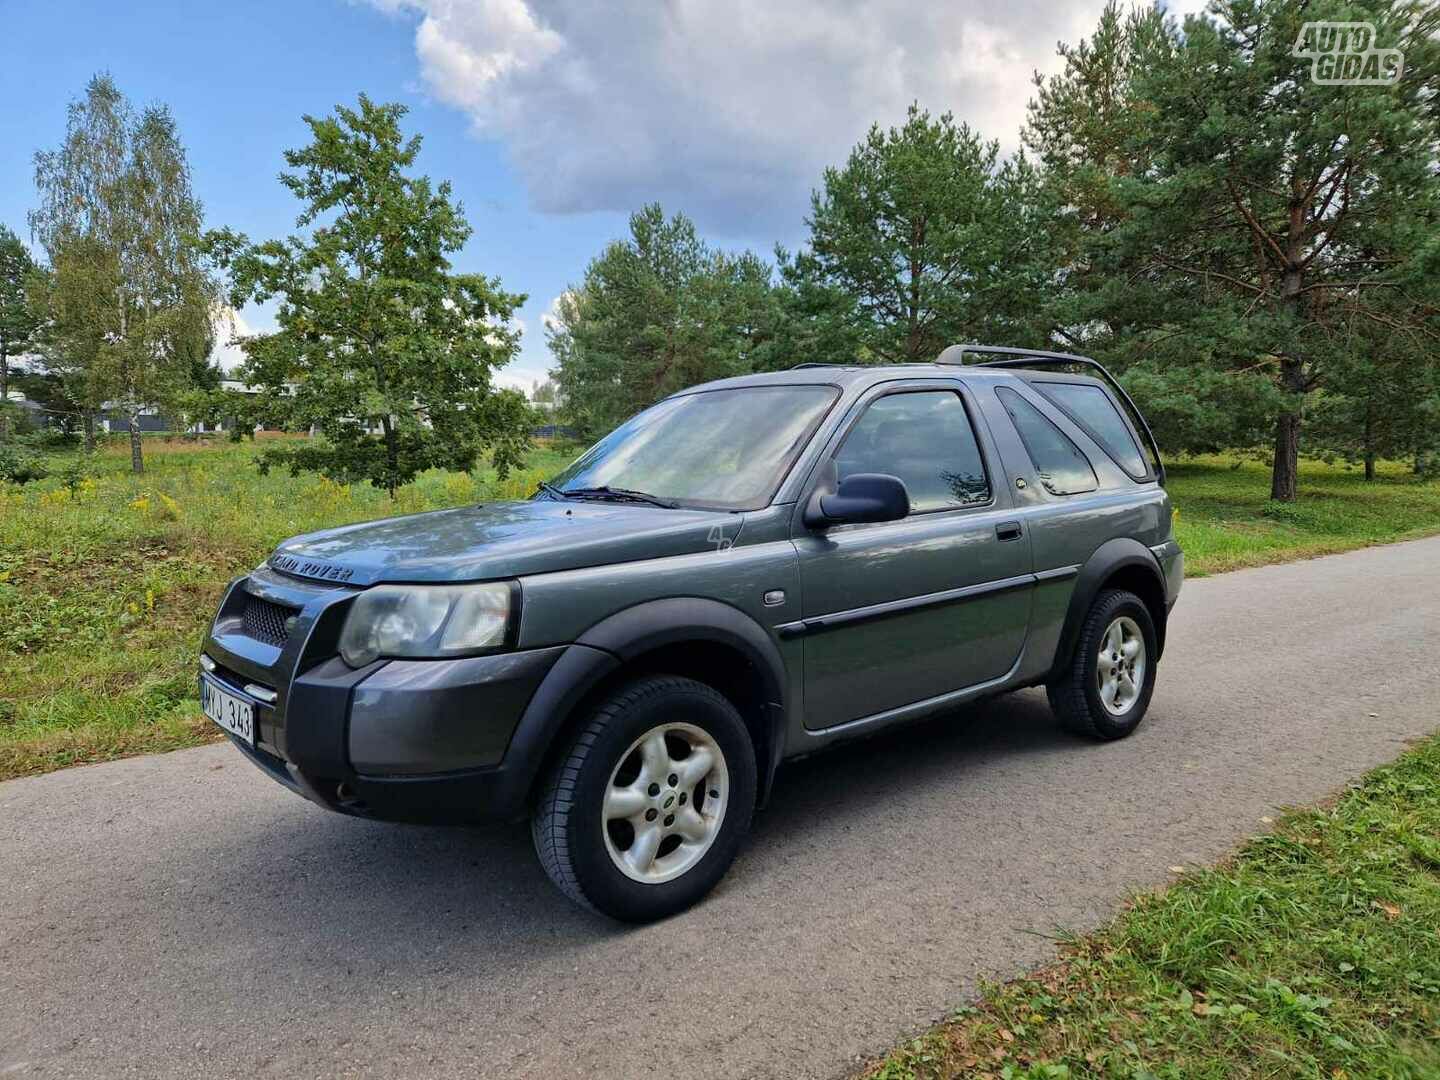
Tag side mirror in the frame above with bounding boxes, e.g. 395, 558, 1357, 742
804, 473, 910, 529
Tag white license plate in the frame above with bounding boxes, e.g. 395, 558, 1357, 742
201, 674, 255, 746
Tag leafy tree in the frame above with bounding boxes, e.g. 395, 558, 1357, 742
1118, 364, 1285, 457
21, 264, 102, 449
207, 96, 534, 496
548, 204, 777, 438
10, 368, 81, 440
761, 248, 869, 368
1305, 318, 1440, 478
792, 104, 1044, 364
29, 73, 217, 472
0, 225, 40, 434
1028, 0, 1440, 500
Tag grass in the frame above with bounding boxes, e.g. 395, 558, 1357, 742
0, 441, 1436, 781
1169, 454, 1440, 576
0, 434, 576, 781
863, 735, 1440, 1080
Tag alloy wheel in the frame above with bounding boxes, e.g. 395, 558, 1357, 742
1097, 615, 1146, 715
602, 722, 730, 884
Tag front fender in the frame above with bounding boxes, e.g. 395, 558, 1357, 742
505, 598, 791, 815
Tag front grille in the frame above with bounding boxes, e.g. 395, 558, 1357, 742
241, 592, 298, 648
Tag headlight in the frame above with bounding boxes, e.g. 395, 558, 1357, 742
339, 583, 514, 667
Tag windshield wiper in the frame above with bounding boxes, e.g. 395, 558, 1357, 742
535, 480, 569, 501
556, 485, 680, 509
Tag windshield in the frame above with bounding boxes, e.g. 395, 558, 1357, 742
546, 385, 840, 511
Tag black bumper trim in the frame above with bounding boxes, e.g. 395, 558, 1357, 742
220, 643, 607, 824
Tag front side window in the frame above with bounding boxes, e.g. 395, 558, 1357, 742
834, 390, 992, 513
1037, 382, 1148, 478
996, 387, 1098, 496
548, 385, 839, 511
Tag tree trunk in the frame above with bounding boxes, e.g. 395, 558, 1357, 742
128, 408, 144, 474
1270, 409, 1300, 502
1270, 182, 1308, 504
0, 347, 8, 441
82, 414, 96, 454
382, 414, 397, 498
1363, 400, 1375, 481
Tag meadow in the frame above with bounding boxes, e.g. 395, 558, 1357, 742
1, 438, 1437, 781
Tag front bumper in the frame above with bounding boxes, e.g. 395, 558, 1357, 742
202, 567, 568, 823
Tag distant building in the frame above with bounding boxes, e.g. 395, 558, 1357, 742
3, 389, 61, 428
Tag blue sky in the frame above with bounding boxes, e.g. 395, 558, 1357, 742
0, 0, 634, 388
1, 0, 1207, 391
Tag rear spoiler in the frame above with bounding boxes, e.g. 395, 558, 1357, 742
936, 344, 1166, 486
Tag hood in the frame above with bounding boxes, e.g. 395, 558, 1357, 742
268, 498, 737, 586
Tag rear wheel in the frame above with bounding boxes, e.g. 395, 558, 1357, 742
1047, 588, 1157, 740
531, 675, 756, 922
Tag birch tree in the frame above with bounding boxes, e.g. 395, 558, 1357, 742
30, 73, 216, 472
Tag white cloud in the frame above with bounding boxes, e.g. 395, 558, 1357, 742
493, 364, 551, 394
210, 306, 255, 373
1160, 0, 1214, 22
540, 291, 567, 333
376, 0, 1116, 239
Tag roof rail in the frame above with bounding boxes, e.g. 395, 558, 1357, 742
936, 343, 1166, 485
789, 362, 842, 369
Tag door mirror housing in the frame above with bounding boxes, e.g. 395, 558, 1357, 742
804, 473, 910, 529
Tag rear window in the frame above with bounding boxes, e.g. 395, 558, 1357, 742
996, 387, 1098, 496
1037, 382, 1148, 478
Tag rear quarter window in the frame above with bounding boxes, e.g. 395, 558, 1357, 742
1036, 382, 1149, 478
996, 387, 1098, 496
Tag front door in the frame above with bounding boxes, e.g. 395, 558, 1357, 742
794, 384, 1033, 730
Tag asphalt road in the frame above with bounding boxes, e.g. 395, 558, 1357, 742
4, 536, 1439, 1079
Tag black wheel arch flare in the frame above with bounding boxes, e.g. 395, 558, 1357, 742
510, 598, 790, 813
1052, 538, 1170, 681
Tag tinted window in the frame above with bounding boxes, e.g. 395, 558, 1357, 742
1038, 382, 1148, 477
549, 385, 838, 511
835, 391, 991, 513
996, 387, 1098, 496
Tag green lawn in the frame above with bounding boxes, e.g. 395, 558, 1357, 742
1170, 455, 1440, 577
865, 734, 1440, 1080
0, 441, 1436, 781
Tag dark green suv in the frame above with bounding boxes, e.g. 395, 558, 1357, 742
200, 346, 1182, 921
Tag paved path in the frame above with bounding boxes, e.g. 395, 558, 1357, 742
4, 537, 1439, 1079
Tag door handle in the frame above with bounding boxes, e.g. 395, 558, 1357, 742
995, 521, 1023, 542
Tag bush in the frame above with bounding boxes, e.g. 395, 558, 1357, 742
0, 401, 36, 438
0, 445, 49, 485
27, 427, 81, 451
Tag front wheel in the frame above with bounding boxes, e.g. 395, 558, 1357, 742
531, 675, 756, 922
1047, 588, 1158, 740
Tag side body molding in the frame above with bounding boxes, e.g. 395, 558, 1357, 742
509, 598, 791, 813
1051, 537, 1170, 679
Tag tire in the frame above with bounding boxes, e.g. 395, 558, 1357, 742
531, 675, 757, 922
1047, 588, 1158, 740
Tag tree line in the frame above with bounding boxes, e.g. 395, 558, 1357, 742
2, 0, 1437, 501
550, 0, 1440, 501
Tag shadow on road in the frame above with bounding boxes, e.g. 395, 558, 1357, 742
169, 688, 1090, 964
